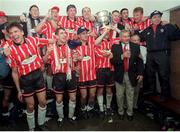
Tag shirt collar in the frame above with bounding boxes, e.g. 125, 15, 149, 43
121, 42, 130, 49
67, 16, 77, 21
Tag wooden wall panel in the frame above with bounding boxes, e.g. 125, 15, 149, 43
170, 8, 180, 100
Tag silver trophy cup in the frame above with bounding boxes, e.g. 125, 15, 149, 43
94, 10, 112, 35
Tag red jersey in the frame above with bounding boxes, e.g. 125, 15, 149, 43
132, 18, 151, 32
38, 21, 56, 39
58, 16, 81, 40
76, 37, 96, 82
78, 17, 98, 38
48, 44, 75, 74
0, 39, 13, 48
78, 17, 94, 30
119, 18, 133, 26
95, 39, 113, 69
8, 37, 49, 76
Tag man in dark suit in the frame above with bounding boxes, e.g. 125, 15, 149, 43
110, 30, 144, 121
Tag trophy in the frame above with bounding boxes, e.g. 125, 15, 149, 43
94, 10, 112, 35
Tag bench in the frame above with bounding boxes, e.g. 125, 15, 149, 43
147, 95, 180, 115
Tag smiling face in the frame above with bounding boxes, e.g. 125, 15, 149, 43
8, 26, 24, 44
67, 7, 77, 19
0, 16, 7, 25
130, 35, 140, 44
51, 9, 59, 21
151, 14, 161, 25
120, 31, 130, 44
121, 9, 129, 20
57, 29, 68, 44
112, 11, 120, 24
133, 11, 143, 23
78, 31, 88, 42
82, 7, 91, 20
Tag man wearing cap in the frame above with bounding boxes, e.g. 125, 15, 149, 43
0, 11, 7, 25
36, 6, 60, 39
140, 10, 180, 101
0, 11, 8, 39
58, 4, 81, 40
75, 26, 97, 119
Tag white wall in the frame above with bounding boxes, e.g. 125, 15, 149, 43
0, 0, 180, 21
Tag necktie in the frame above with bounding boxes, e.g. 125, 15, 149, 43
123, 44, 128, 72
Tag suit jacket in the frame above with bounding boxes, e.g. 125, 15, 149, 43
110, 42, 144, 87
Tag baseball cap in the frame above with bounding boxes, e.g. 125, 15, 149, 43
51, 6, 60, 12
0, 11, 7, 17
150, 10, 163, 19
77, 26, 89, 35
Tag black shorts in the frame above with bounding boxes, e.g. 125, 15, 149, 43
96, 68, 114, 87
53, 71, 77, 94
20, 69, 45, 97
78, 80, 96, 89
0, 71, 15, 89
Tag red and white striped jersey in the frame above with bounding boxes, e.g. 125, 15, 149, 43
132, 18, 151, 32
95, 39, 113, 69
48, 44, 75, 74
76, 37, 96, 82
78, 17, 98, 38
58, 16, 81, 40
78, 17, 97, 48
7, 37, 49, 76
38, 21, 56, 39
0, 39, 13, 48
119, 18, 133, 27
78, 17, 94, 30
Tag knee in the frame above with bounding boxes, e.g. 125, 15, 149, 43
56, 99, 62, 104
97, 88, 103, 95
89, 93, 96, 99
106, 88, 112, 95
81, 93, 87, 100
27, 103, 34, 112
70, 95, 76, 102
56, 95, 63, 104
38, 99, 46, 108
